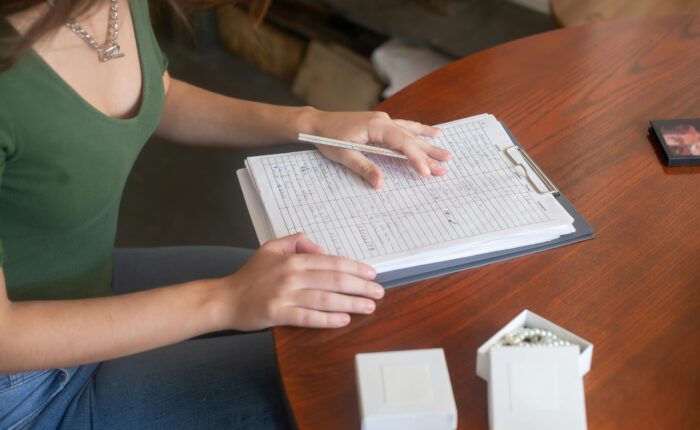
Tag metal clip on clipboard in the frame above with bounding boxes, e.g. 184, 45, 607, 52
503, 146, 560, 196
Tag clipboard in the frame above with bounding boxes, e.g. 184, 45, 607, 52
377, 123, 595, 288
376, 124, 594, 288
237, 122, 594, 289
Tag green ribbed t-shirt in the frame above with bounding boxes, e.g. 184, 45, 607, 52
0, 0, 167, 300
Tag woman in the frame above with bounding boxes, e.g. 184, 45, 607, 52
0, 0, 451, 428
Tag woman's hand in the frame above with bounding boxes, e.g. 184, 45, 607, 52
218, 233, 385, 331
303, 110, 452, 189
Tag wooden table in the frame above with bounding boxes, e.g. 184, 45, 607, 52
552, 0, 700, 27
274, 15, 700, 430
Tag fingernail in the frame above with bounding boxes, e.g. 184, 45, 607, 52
340, 314, 351, 325
365, 301, 376, 312
366, 267, 377, 278
374, 286, 385, 297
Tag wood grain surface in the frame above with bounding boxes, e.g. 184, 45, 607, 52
552, 0, 700, 27
274, 15, 700, 430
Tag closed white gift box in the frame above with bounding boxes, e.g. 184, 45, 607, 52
355, 348, 458, 430
475, 310, 593, 430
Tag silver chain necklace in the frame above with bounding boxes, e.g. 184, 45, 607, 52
50, 0, 125, 62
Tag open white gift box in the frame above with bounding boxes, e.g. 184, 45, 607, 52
476, 309, 593, 379
475, 310, 594, 430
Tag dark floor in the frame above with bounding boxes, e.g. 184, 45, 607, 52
116, 4, 557, 250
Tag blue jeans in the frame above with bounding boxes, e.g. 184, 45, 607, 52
0, 247, 291, 429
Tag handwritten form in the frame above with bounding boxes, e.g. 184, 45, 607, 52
243, 114, 574, 272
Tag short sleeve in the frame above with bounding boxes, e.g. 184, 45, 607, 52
158, 48, 168, 74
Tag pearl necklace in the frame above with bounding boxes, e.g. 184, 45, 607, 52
497, 327, 573, 348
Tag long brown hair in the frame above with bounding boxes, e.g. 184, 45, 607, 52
0, 0, 270, 71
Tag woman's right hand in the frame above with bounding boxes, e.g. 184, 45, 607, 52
216, 233, 385, 331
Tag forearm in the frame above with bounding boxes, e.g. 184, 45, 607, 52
154, 78, 451, 187
0, 277, 227, 373
155, 78, 319, 148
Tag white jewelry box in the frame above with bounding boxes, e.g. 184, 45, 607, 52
355, 348, 458, 430
476, 309, 593, 380
475, 310, 593, 430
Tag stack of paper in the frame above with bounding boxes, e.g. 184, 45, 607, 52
237, 114, 575, 274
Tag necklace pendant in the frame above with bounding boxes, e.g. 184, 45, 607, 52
99, 45, 125, 62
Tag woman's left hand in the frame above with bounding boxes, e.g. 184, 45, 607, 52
304, 110, 452, 189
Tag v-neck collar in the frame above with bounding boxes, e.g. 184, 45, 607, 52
4, 0, 150, 127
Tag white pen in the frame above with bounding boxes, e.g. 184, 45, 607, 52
298, 133, 408, 160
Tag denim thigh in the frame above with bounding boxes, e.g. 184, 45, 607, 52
0, 366, 96, 430
63, 332, 290, 430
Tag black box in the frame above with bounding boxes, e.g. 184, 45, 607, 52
649, 119, 700, 167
